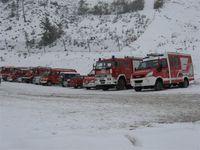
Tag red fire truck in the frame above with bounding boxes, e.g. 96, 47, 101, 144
131, 52, 194, 91
69, 75, 84, 88
94, 56, 142, 90
22, 67, 51, 83
60, 72, 80, 87
32, 67, 51, 84
83, 70, 96, 89
7, 67, 30, 82
21, 68, 34, 83
83, 76, 96, 89
0, 66, 15, 81
40, 68, 77, 86
69, 70, 95, 89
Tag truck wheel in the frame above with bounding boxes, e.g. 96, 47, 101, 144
135, 87, 142, 92
62, 83, 66, 87
86, 87, 91, 90
164, 84, 171, 89
102, 87, 109, 91
154, 80, 163, 91
116, 78, 126, 90
179, 78, 189, 88
32, 80, 35, 84
47, 81, 52, 86
126, 85, 133, 89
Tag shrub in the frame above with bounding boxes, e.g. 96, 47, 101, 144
1, 0, 10, 3
78, 0, 89, 15
90, 1, 111, 15
77, 0, 145, 15
154, 0, 164, 9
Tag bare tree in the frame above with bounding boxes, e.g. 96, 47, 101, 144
87, 39, 91, 52
16, 0, 20, 20
22, 0, 26, 22
24, 30, 30, 54
62, 38, 67, 51
117, 36, 121, 52
5, 39, 9, 51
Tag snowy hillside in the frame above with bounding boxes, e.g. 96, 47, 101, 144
0, 0, 199, 76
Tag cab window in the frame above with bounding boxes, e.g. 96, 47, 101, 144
160, 59, 167, 68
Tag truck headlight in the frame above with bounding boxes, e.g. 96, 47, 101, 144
146, 71, 153, 77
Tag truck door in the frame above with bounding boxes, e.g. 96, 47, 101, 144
123, 61, 132, 80
168, 54, 180, 83
159, 58, 170, 83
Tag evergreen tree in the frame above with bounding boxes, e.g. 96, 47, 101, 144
40, 16, 63, 46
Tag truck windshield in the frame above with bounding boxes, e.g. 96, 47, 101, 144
137, 60, 158, 70
42, 72, 50, 77
95, 62, 113, 69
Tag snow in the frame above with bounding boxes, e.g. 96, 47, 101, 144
1, 122, 200, 150
130, 122, 200, 150
0, 81, 200, 150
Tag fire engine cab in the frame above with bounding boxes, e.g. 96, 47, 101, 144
131, 52, 194, 91
94, 56, 142, 90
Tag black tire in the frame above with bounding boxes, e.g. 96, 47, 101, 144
116, 78, 126, 90
135, 87, 142, 92
126, 85, 133, 89
47, 81, 52, 86
179, 78, 189, 88
102, 87, 109, 91
164, 84, 171, 89
86, 87, 91, 90
154, 80, 163, 91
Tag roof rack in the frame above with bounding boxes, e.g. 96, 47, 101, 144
147, 53, 164, 57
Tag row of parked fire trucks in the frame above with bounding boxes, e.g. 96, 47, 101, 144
0, 52, 194, 91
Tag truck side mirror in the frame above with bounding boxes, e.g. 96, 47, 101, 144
93, 64, 96, 69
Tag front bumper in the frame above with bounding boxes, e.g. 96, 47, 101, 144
40, 80, 48, 84
22, 77, 32, 82
131, 77, 157, 87
7, 77, 14, 82
95, 76, 117, 86
83, 82, 96, 88
33, 77, 41, 84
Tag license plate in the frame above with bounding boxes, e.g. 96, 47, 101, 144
135, 83, 142, 87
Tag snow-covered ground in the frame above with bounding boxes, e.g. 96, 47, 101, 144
0, 81, 200, 150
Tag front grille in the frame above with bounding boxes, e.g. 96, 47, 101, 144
135, 80, 143, 83
96, 74, 107, 78
100, 80, 105, 84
